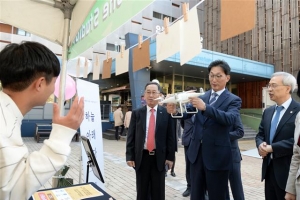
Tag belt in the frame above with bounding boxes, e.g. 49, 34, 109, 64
143, 149, 156, 155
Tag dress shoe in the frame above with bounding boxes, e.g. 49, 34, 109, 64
170, 171, 176, 177
182, 188, 190, 197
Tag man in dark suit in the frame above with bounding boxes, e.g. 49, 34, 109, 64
181, 114, 194, 197
126, 82, 175, 200
167, 60, 242, 200
180, 86, 197, 197
255, 72, 300, 200
226, 115, 245, 200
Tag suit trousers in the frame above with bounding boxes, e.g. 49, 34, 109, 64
184, 145, 191, 188
115, 125, 124, 140
226, 161, 245, 200
136, 150, 165, 200
265, 161, 286, 200
190, 144, 229, 200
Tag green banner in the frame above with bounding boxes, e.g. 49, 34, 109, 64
68, 0, 154, 59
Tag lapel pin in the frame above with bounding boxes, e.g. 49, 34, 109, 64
290, 111, 293, 114
160, 112, 162, 114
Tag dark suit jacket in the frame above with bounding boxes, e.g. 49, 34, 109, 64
181, 116, 194, 147
187, 89, 242, 171
126, 105, 175, 171
255, 99, 300, 190
229, 116, 244, 163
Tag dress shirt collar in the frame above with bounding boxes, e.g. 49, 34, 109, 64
276, 97, 292, 110
0, 91, 24, 124
211, 88, 225, 97
147, 105, 158, 113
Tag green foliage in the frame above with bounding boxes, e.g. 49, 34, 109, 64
56, 165, 73, 188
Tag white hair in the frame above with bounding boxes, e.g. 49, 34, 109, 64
152, 79, 160, 84
272, 72, 297, 93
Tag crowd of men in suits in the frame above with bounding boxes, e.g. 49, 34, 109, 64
125, 59, 300, 200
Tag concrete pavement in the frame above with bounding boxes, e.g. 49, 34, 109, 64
24, 138, 265, 200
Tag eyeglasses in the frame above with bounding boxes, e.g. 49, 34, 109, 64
267, 83, 287, 89
146, 91, 159, 96
209, 74, 223, 80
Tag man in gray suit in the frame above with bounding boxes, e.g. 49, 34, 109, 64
126, 82, 175, 200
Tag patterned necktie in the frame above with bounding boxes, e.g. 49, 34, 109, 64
269, 106, 284, 144
209, 93, 218, 105
147, 108, 155, 151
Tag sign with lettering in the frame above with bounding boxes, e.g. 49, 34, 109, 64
77, 79, 104, 188
69, 0, 154, 59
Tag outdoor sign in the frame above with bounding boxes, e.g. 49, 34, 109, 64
69, 0, 154, 59
76, 79, 105, 189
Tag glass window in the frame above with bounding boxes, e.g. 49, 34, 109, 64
153, 11, 162, 19
17, 29, 31, 36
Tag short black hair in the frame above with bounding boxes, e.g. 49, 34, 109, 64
144, 82, 161, 92
185, 86, 197, 91
127, 107, 132, 111
208, 60, 231, 75
0, 41, 60, 91
117, 105, 122, 109
297, 70, 300, 97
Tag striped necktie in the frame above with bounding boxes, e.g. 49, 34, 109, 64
209, 93, 218, 105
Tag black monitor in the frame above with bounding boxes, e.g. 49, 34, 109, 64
81, 136, 105, 183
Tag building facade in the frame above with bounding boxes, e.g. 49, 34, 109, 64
201, 0, 300, 108
2, 0, 292, 109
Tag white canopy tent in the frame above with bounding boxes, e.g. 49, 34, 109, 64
0, 0, 96, 114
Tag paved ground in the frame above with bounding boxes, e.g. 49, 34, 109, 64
24, 137, 265, 200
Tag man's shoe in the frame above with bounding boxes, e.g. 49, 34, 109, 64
170, 171, 176, 177
182, 188, 190, 197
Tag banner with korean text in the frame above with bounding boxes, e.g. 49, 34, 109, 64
69, 0, 154, 59
76, 79, 105, 189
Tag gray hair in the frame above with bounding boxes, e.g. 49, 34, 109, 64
271, 72, 297, 93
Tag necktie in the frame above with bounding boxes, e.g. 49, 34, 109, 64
209, 93, 218, 105
269, 106, 284, 144
191, 115, 195, 123
147, 108, 155, 151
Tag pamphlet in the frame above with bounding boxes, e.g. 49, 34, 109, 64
32, 184, 103, 200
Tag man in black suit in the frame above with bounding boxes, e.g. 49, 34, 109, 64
126, 82, 175, 200
226, 115, 245, 200
167, 60, 242, 200
256, 72, 300, 200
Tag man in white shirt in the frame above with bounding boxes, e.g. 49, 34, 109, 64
0, 41, 84, 200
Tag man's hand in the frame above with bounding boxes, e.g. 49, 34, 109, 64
165, 160, 173, 170
285, 192, 296, 200
258, 142, 269, 158
265, 145, 273, 153
127, 161, 135, 168
52, 96, 84, 130
189, 97, 206, 111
